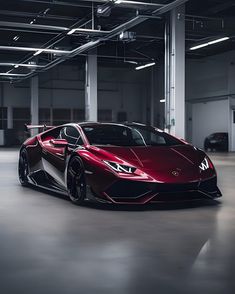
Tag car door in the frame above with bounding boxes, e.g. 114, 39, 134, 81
41, 126, 82, 187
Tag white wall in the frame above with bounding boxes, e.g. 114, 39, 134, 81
192, 99, 229, 148
186, 50, 235, 148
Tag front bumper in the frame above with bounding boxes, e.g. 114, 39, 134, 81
98, 176, 222, 204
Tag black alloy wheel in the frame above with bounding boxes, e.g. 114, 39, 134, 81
18, 148, 29, 186
67, 157, 86, 205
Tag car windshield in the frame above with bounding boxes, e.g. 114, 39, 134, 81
82, 124, 184, 147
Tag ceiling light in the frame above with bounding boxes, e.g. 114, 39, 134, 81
125, 60, 138, 65
96, 5, 112, 17
0, 73, 28, 76
13, 35, 20, 42
67, 29, 76, 35
14, 65, 19, 68
135, 62, 155, 70
189, 43, 209, 50
115, 0, 122, 3
190, 36, 230, 51
33, 49, 44, 56
160, 99, 166, 103
208, 36, 230, 45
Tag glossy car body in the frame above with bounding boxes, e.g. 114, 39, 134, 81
18, 122, 222, 205
204, 132, 228, 152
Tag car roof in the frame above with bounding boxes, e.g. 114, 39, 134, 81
77, 121, 154, 128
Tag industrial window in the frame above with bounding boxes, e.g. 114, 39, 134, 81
13, 107, 30, 144
0, 107, 7, 129
13, 108, 30, 129
53, 108, 70, 125
98, 109, 112, 122
117, 111, 127, 122
73, 109, 85, 122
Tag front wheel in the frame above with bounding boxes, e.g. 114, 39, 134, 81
67, 157, 86, 205
18, 148, 29, 186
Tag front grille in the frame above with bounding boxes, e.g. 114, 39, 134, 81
199, 177, 217, 192
152, 191, 208, 202
151, 182, 199, 193
105, 180, 150, 198
105, 178, 217, 200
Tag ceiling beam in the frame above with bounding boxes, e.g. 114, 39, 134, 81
203, 0, 235, 15
18, 0, 165, 10
0, 10, 78, 22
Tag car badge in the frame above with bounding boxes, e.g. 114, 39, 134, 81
172, 170, 180, 177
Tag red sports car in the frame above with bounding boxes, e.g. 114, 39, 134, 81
18, 122, 222, 205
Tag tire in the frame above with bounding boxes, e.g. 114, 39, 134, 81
67, 156, 86, 205
18, 148, 29, 186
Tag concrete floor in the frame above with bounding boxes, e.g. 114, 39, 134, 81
0, 149, 235, 294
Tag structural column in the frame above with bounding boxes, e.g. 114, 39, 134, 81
165, 4, 185, 138
30, 75, 39, 135
85, 50, 97, 121
7, 106, 13, 129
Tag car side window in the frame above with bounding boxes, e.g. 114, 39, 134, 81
59, 126, 83, 147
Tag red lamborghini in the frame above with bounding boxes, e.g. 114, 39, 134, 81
18, 122, 222, 205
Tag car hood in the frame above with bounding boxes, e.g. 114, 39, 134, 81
100, 145, 201, 167
97, 145, 207, 183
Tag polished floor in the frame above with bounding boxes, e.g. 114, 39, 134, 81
0, 149, 235, 294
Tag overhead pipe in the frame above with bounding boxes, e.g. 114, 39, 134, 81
0, 21, 68, 33
5, 0, 189, 82
152, 0, 189, 15
0, 10, 78, 22
20, 0, 165, 10
0, 46, 70, 55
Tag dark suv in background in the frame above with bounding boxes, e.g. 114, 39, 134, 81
204, 132, 228, 152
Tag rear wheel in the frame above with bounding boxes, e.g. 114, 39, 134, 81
18, 148, 29, 186
67, 157, 86, 205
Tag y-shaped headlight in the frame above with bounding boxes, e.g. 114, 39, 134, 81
103, 160, 136, 174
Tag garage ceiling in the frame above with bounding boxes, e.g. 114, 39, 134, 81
0, 0, 235, 82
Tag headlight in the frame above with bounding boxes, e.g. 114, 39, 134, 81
199, 157, 210, 171
103, 160, 136, 174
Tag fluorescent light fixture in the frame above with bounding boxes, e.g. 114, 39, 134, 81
115, 0, 122, 4
190, 36, 230, 51
67, 29, 76, 35
0, 73, 28, 76
208, 36, 230, 45
160, 99, 166, 103
14, 65, 19, 68
125, 60, 138, 65
33, 49, 44, 56
190, 43, 209, 50
135, 62, 155, 70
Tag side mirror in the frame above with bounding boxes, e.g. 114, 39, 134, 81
50, 138, 68, 148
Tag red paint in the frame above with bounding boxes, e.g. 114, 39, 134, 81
21, 122, 221, 204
